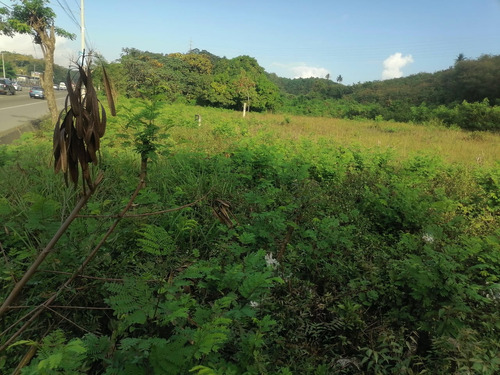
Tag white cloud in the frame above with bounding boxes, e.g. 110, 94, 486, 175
382, 52, 414, 80
0, 34, 78, 68
272, 62, 330, 79
291, 64, 330, 79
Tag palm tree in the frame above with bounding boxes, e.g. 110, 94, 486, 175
455, 53, 466, 64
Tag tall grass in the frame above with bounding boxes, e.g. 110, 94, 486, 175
158, 104, 500, 168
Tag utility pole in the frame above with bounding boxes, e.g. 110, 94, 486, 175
1, 52, 5, 78
81, 0, 85, 64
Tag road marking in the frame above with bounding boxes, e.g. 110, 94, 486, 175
0, 97, 66, 111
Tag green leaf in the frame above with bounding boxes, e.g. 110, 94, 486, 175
8, 339, 37, 349
190, 365, 218, 375
66, 339, 87, 354
38, 352, 63, 370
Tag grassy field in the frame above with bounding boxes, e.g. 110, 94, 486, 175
156, 104, 500, 168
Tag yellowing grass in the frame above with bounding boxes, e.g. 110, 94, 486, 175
261, 114, 499, 167
170, 108, 500, 168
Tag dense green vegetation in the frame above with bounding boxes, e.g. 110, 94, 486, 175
1, 51, 69, 84
0, 98, 499, 373
94, 50, 500, 131
271, 54, 500, 130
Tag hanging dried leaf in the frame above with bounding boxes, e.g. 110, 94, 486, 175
102, 65, 116, 116
53, 53, 117, 189
66, 71, 81, 116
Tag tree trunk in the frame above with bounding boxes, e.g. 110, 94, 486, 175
36, 25, 59, 125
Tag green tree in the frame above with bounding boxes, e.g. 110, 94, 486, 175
234, 70, 257, 110
455, 53, 466, 64
0, 0, 75, 123
2, 60, 16, 78
0, 7, 13, 35
204, 56, 280, 111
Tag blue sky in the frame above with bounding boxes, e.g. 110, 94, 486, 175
1, 0, 500, 84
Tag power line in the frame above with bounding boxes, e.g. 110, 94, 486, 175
55, 0, 80, 29
0, 1, 12, 10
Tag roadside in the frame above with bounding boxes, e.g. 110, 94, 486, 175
0, 89, 66, 145
0, 116, 48, 145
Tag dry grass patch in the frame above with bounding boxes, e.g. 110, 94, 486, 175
170, 109, 499, 168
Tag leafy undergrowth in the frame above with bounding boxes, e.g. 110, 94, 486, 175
0, 108, 499, 374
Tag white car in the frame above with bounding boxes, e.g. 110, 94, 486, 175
12, 81, 22, 91
59, 82, 67, 90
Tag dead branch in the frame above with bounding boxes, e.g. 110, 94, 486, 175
75, 190, 211, 219
0, 178, 144, 353
7, 305, 113, 310
38, 270, 125, 282
0, 173, 103, 319
45, 306, 92, 334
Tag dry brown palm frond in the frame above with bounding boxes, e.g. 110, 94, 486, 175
211, 199, 238, 228
53, 54, 116, 190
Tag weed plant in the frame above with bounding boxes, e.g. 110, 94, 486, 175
0, 102, 499, 374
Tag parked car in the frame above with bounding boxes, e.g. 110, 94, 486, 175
29, 86, 45, 99
12, 81, 22, 91
0, 78, 16, 95
53, 83, 59, 90
59, 82, 67, 90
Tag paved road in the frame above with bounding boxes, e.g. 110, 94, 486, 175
0, 88, 67, 142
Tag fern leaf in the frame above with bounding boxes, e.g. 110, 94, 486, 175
135, 224, 175, 256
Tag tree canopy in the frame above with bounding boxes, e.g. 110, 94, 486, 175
1, 0, 75, 123
109, 50, 281, 112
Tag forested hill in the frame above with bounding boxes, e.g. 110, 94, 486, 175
266, 54, 500, 130
1, 51, 69, 83
5, 48, 500, 108
349, 54, 500, 106
271, 54, 500, 107
267, 73, 345, 100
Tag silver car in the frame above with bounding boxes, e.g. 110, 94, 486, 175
0, 78, 16, 95
12, 81, 22, 91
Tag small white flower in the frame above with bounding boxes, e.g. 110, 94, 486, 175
422, 233, 435, 244
265, 253, 279, 269
250, 301, 260, 308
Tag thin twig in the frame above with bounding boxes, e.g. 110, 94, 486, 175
75, 190, 211, 219
0, 304, 45, 352
45, 306, 92, 334
8, 305, 113, 310
37, 270, 163, 283
0, 304, 45, 339
0, 173, 103, 319
38, 270, 125, 282
0, 178, 144, 352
